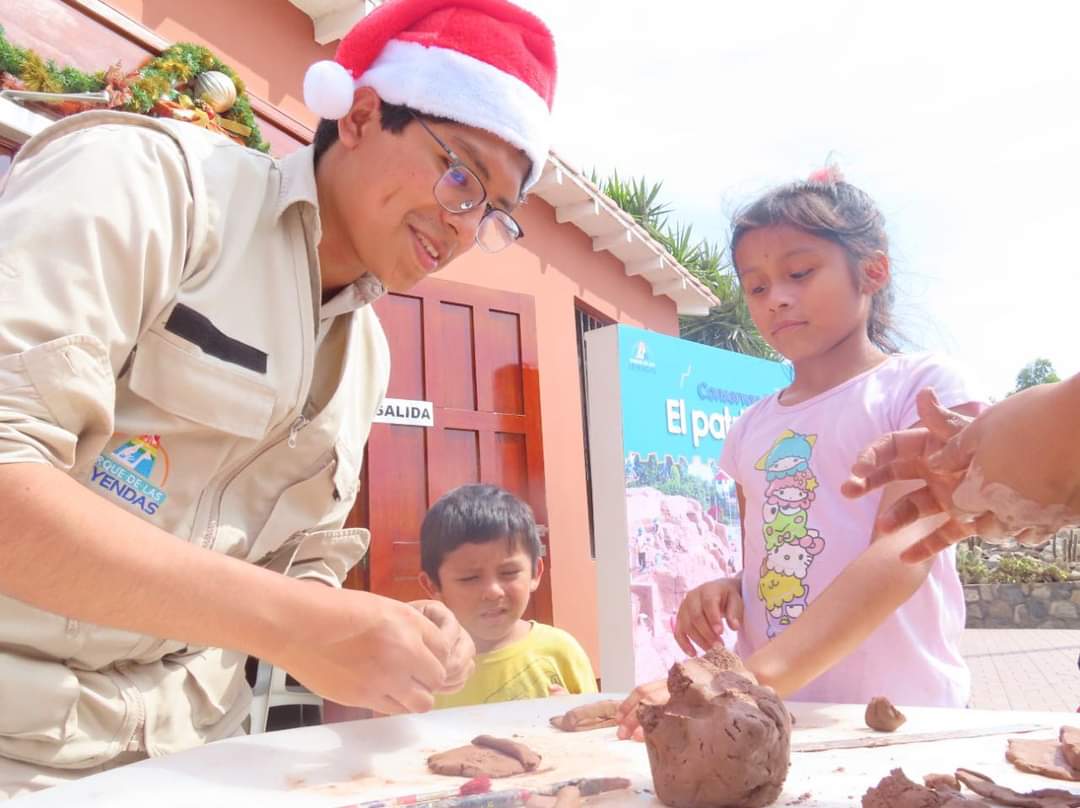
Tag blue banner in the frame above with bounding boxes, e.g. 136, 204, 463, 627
613, 325, 789, 682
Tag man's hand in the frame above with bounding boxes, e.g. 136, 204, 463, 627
409, 599, 476, 693
843, 385, 1080, 562
614, 678, 669, 741
275, 588, 451, 715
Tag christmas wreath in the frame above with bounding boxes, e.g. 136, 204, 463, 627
0, 26, 269, 152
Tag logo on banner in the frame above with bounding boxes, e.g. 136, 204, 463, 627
628, 340, 656, 371
90, 434, 169, 516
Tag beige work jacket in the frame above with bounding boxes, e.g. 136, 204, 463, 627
0, 111, 388, 768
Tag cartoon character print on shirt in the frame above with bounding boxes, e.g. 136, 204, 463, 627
755, 431, 826, 638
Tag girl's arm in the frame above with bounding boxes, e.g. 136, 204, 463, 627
744, 403, 982, 697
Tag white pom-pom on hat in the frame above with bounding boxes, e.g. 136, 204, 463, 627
303, 60, 356, 120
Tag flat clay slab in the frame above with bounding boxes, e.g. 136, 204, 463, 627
427, 735, 541, 778
1006, 738, 1080, 782
549, 700, 621, 732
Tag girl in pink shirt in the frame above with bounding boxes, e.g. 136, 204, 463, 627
618, 169, 983, 733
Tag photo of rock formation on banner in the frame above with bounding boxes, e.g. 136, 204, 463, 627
625, 450, 741, 683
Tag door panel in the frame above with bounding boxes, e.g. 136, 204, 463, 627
353, 277, 551, 623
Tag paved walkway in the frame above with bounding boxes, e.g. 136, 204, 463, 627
961, 629, 1080, 712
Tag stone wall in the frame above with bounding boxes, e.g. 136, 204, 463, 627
965, 583, 1080, 629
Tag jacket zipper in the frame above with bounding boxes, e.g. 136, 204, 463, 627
197, 414, 311, 549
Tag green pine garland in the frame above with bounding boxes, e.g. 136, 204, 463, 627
0, 25, 268, 152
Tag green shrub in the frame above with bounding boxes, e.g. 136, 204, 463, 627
988, 554, 1067, 584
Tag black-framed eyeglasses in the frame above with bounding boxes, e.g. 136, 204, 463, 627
411, 114, 525, 254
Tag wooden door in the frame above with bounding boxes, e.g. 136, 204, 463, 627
347, 277, 552, 623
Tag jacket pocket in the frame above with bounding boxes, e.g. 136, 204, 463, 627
246, 439, 360, 568
0, 652, 78, 743
128, 329, 276, 439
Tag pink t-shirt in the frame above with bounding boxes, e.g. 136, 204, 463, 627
720, 353, 981, 707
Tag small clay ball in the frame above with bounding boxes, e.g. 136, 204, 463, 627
865, 696, 906, 732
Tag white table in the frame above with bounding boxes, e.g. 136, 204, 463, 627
18, 695, 1080, 807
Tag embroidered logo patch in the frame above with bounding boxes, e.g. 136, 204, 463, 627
90, 434, 169, 516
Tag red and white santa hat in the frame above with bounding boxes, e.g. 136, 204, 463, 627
303, 0, 556, 190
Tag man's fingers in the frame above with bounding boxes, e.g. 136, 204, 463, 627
899, 518, 975, 563
926, 435, 975, 474
1016, 526, 1055, 547
877, 487, 943, 534
370, 693, 412, 716
845, 430, 936, 496
915, 388, 971, 442
406, 626, 450, 694
395, 678, 437, 713
972, 511, 1012, 541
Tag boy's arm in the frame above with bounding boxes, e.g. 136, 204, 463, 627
745, 403, 982, 697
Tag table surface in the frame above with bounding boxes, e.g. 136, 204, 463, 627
18, 694, 1080, 807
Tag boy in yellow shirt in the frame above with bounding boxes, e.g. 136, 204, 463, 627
419, 484, 597, 708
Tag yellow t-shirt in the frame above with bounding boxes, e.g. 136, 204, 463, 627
435, 622, 598, 709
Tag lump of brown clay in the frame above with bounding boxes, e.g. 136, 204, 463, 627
639, 647, 791, 808
865, 696, 907, 732
549, 699, 621, 732
427, 735, 541, 778
861, 769, 987, 808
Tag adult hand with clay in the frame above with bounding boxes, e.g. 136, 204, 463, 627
409, 599, 476, 693
614, 679, 670, 742
674, 575, 743, 656
842, 379, 1080, 563
275, 588, 452, 715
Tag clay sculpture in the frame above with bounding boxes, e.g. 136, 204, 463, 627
639, 648, 791, 808
428, 735, 541, 778
865, 696, 907, 732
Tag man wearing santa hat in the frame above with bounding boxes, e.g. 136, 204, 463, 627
0, 0, 556, 795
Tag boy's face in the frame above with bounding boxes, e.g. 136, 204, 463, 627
420, 537, 542, 652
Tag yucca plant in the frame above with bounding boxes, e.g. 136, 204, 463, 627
591, 169, 778, 360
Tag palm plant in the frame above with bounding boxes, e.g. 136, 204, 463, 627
591, 169, 777, 360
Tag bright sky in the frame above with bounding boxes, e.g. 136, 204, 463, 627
518, 0, 1080, 400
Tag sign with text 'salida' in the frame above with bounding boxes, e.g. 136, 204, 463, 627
585, 324, 789, 690
372, 398, 435, 427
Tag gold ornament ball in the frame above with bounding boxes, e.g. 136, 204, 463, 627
193, 70, 237, 113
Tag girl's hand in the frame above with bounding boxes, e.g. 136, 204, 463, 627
615, 678, 670, 741
674, 577, 743, 656
548, 682, 567, 696
843, 384, 1080, 562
